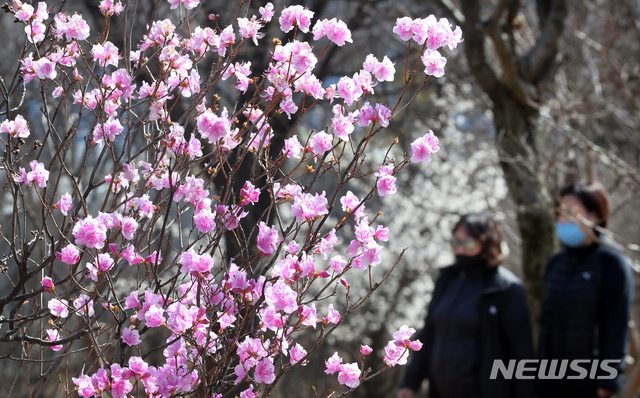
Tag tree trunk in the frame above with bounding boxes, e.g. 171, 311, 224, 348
492, 97, 557, 338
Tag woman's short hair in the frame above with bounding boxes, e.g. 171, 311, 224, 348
452, 211, 505, 268
559, 181, 610, 230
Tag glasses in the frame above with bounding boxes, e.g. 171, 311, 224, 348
450, 236, 478, 251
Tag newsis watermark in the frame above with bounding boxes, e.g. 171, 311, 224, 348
490, 359, 621, 380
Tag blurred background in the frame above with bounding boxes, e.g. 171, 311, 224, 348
1, 0, 639, 397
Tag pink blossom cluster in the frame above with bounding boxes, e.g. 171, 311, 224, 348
323, 326, 421, 389
312, 18, 353, 46
375, 164, 397, 197
73, 350, 199, 398
14, 160, 49, 188
0, 114, 30, 138
12, 1, 48, 43
384, 325, 423, 366
291, 191, 329, 223
411, 130, 441, 163
99, 0, 124, 16
0, 2, 462, 396
393, 16, 463, 77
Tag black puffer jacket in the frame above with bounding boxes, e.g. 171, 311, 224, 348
537, 242, 634, 398
400, 261, 534, 398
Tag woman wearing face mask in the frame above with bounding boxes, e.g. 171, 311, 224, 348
397, 212, 534, 398
536, 182, 634, 398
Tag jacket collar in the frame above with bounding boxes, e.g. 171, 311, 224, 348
439, 264, 509, 295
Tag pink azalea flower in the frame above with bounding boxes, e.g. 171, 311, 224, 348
14, 160, 49, 188
55, 193, 73, 215
393, 325, 417, 344
0, 114, 30, 138
240, 386, 259, 398
124, 291, 141, 309
421, 49, 447, 78
48, 298, 69, 318
96, 253, 115, 273
254, 357, 275, 384
280, 97, 298, 119
42, 276, 54, 293
131, 194, 154, 219
14, 2, 34, 21
283, 136, 303, 158
127, 356, 150, 380
279, 5, 314, 33
354, 70, 375, 95
91, 41, 120, 68
122, 328, 142, 347
393, 17, 414, 41
240, 181, 261, 206
33, 57, 58, 80
279, 41, 317, 73
331, 109, 355, 141
167, 0, 200, 10
355, 242, 383, 268
259, 3, 275, 22
46, 329, 64, 351
330, 256, 347, 273
73, 294, 94, 317
52, 87, 63, 98
299, 304, 318, 327
119, 216, 137, 240
411, 16, 431, 45
238, 16, 264, 45
194, 209, 216, 233
218, 204, 248, 230
363, 54, 396, 82
264, 279, 298, 314
92, 117, 123, 144
197, 107, 233, 143
257, 222, 281, 256
336, 76, 361, 106
110, 371, 133, 398
291, 191, 329, 223
383, 341, 409, 367
294, 73, 325, 99
358, 102, 376, 127
337, 362, 361, 388
312, 18, 352, 46
20, 54, 38, 83
180, 249, 214, 274
259, 307, 287, 331
26, 20, 46, 43
91, 367, 110, 394
56, 244, 80, 264
307, 131, 333, 156
324, 303, 341, 324
55, 13, 91, 42
325, 352, 343, 375
73, 216, 108, 249
234, 363, 248, 385
375, 165, 397, 197
99, 0, 124, 16
72, 374, 95, 398
410, 130, 440, 163
145, 304, 165, 327
290, 343, 307, 365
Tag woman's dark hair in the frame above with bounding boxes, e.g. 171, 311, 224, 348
452, 212, 505, 268
559, 181, 610, 230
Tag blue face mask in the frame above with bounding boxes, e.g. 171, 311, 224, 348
555, 221, 587, 247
